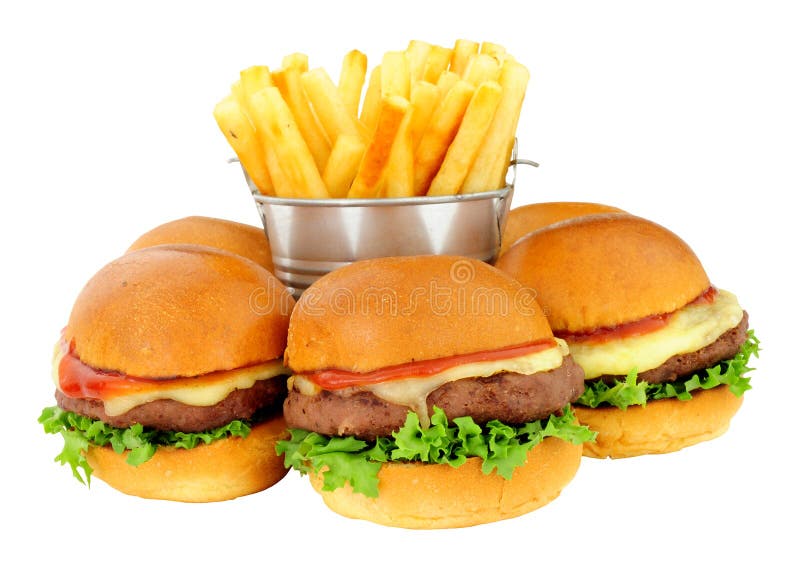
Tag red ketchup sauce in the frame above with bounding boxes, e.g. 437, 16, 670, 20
57, 340, 170, 401
554, 287, 717, 345
305, 339, 557, 391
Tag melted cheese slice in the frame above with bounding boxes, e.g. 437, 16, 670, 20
52, 347, 290, 416
571, 288, 744, 379
291, 340, 568, 427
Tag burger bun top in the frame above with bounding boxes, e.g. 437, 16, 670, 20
67, 244, 294, 378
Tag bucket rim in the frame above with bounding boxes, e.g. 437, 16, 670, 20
250, 186, 512, 208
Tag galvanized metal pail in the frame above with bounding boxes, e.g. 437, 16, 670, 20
238, 155, 536, 296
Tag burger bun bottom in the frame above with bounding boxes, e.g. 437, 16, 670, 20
308, 436, 582, 529
574, 385, 743, 459
85, 415, 289, 502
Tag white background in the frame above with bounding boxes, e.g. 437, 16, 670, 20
2, 1, 797, 571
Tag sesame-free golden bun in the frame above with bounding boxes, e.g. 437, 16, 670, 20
308, 436, 582, 529
85, 416, 289, 502
285, 255, 553, 374
499, 201, 626, 256
66, 244, 294, 378
574, 386, 743, 458
495, 214, 710, 333
127, 215, 273, 272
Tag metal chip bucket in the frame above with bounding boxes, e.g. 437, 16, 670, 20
238, 153, 536, 296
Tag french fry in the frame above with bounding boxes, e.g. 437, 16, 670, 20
462, 60, 530, 193
405, 40, 432, 84
338, 49, 367, 119
233, 67, 274, 119
248, 87, 328, 199
408, 80, 440, 150
463, 53, 501, 85
302, 67, 365, 145
231, 73, 289, 197
451, 39, 479, 76
282, 52, 308, 72
230, 79, 246, 113
381, 51, 410, 99
383, 111, 414, 197
323, 134, 366, 198
213, 95, 274, 196
435, 70, 460, 98
479, 41, 506, 61
427, 81, 503, 196
422, 45, 453, 83
348, 96, 410, 198
272, 67, 331, 172
359, 64, 382, 136
240, 65, 274, 95
413, 80, 475, 195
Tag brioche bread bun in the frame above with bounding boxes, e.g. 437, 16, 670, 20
500, 202, 626, 256
66, 244, 294, 378
495, 214, 710, 332
574, 386, 743, 458
308, 436, 582, 529
85, 416, 289, 502
286, 255, 553, 373
128, 215, 273, 271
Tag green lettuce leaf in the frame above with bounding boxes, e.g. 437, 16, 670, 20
576, 329, 760, 410
38, 406, 251, 486
275, 405, 595, 498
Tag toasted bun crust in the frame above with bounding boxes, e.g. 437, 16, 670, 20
574, 386, 743, 458
67, 245, 294, 378
500, 202, 626, 256
308, 437, 582, 528
495, 214, 710, 332
286, 255, 553, 373
127, 215, 273, 272
85, 416, 289, 502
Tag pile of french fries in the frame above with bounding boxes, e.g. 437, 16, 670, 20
214, 39, 529, 199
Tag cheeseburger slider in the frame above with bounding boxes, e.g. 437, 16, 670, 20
499, 201, 626, 257
39, 244, 294, 501
278, 255, 594, 529
128, 215, 273, 272
496, 213, 758, 458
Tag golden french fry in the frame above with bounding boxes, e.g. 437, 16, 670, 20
240, 65, 274, 94
302, 67, 365, 145
427, 81, 503, 196
381, 51, 410, 99
248, 87, 328, 199
463, 53, 501, 85
462, 60, 530, 193
230, 79, 245, 112
233, 67, 274, 120
479, 41, 506, 61
338, 49, 367, 119
451, 39, 479, 76
384, 111, 414, 198
422, 45, 453, 83
232, 73, 288, 197
273, 67, 331, 172
282, 52, 308, 72
408, 80, 440, 150
359, 64, 382, 136
323, 134, 366, 198
435, 70, 460, 98
413, 80, 475, 195
405, 40, 432, 84
348, 96, 410, 198
213, 95, 274, 196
